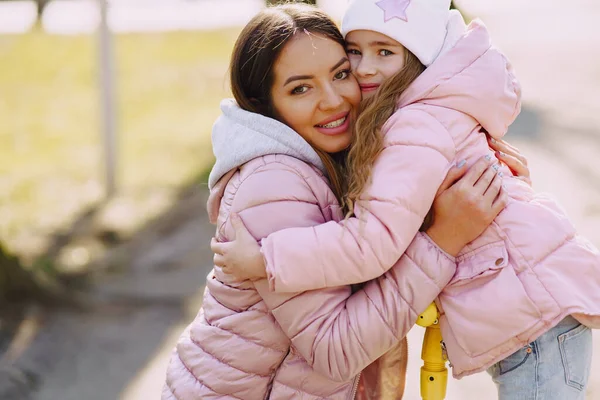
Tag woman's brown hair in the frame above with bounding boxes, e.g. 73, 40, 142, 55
343, 50, 425, 216
229, 3, 348, 204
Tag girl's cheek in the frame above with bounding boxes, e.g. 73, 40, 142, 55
348, 57, 360, 71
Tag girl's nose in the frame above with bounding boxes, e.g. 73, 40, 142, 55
356, 58, 376, 78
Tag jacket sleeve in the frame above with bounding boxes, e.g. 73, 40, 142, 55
262, 110, 457, 292
255, 231, 456, 382
229, 159, 456, 382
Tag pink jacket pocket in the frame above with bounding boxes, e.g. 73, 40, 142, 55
439, 242, 541, 357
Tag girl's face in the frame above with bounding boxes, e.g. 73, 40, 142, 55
270, 33, 361, 154
345, 30, 406, 99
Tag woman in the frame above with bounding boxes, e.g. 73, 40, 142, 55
163, 4, 531, 399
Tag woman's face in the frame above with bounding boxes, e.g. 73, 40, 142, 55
270, 33, 361, 154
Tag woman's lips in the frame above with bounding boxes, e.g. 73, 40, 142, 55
360, 83, 380, 92
314, 111, 351, 136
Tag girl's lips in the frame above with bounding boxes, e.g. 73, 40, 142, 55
360, 83, 380, 92
314, 112, 351, 136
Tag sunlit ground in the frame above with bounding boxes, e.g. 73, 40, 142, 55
0, 28, 240, 262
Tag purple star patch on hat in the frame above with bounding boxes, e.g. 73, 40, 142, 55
376, 0, 411, 22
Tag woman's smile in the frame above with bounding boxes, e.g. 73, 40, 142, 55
314, 111, 351, 135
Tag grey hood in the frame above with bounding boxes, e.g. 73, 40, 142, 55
208, 99, 325, 189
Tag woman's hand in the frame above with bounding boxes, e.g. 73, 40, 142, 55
211, 213, 267, 281
488, 136, 532, 186
425, 156, 507, 257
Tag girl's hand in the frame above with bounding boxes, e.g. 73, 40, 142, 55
487, 136, 532, 186
425, 156, 507, 257
211, 213, 267, 281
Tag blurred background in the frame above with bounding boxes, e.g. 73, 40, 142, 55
0, 0, 598, 399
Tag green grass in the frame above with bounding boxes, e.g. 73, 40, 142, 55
0, 28, 240, 258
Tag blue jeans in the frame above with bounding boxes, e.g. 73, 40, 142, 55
487, 316, 593, 400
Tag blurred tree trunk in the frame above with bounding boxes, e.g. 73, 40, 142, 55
35, 0, 50, 21
267, 0, 317, 5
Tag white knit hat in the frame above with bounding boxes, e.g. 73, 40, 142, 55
341, 0, 452, 66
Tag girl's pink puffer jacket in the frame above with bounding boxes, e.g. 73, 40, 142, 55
162, 101, 458, 399
253, 19, 600, 379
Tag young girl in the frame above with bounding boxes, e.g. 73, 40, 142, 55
213, 0, 600, 398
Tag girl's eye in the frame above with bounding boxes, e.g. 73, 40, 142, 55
334, 69, 350, 80
292, 85, 309, 95
347, 49, 361, 55
379, 49, 393, 56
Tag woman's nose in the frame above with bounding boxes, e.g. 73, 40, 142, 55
320, 85, 344, 111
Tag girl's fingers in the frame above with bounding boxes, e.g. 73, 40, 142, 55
230, 213, 252, 240
211, 237, 225, 255
213, 253, 226, 267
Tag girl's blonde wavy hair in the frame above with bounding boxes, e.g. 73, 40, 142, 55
343, 49, 425, 216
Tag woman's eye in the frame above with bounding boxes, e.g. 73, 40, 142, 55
379, 49, 393, 56
347, 49, 361, 55
334, 70, 350, 80
292, 86, 308, 94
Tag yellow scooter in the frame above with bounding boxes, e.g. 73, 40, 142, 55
416, 303, 448, 400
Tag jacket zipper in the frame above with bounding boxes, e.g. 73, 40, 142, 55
349, 372, 361, 399
349, 336, 409, 399
402, 336, 409, 396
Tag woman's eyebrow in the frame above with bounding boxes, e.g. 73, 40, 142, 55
329, 57, 349, 72
284, 74, 313, 86
283, 57, 349, 86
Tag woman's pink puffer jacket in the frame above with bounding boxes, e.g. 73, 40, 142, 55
162, 152, 457, 399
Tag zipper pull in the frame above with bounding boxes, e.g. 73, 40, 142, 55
440, 341, 448, 361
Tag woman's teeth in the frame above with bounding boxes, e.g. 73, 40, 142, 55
317, 116, 346, 128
